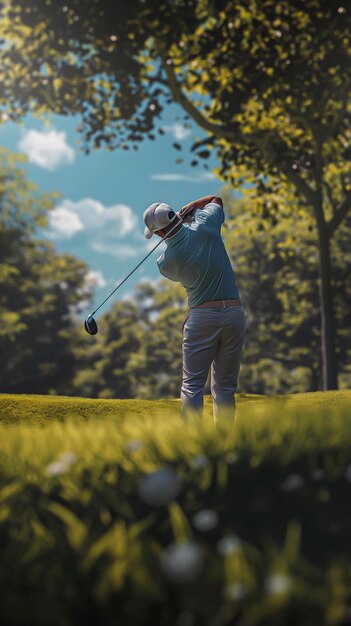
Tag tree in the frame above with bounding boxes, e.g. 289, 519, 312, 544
132, 280, 188, 398
72, 299, 143, 398
0, 148, 93, 394
221, 187, 351, 393
1, 0, 351, 388
73, 279, 188, 399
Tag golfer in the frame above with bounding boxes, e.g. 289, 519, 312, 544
143, 195, 245, 422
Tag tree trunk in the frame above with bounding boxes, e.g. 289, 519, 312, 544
309, 366, 320, 392
315, 220, 338, 389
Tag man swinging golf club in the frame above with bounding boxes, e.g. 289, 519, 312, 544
143, 195, 245, 423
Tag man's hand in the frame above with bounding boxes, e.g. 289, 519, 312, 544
178, 196, 223, 224
178, 204, 197, 223
178, 195, 223, 222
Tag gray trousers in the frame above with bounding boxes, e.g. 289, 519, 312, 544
181, 305, 245, 422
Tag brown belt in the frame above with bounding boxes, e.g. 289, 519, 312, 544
191, 298, 242, 309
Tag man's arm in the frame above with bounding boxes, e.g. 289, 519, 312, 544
180, 195, 223, 214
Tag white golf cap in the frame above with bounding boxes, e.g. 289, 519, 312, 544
143, 202, 178, 239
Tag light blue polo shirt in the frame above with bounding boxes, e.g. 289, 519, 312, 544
157, 202, 240, 307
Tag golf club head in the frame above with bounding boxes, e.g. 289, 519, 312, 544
84, 315, 98, 335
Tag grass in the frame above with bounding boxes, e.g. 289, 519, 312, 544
0, 389, 350, 626
0, 389, 349, 425
0, 393, 180, 425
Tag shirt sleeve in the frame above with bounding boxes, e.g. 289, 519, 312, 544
157, 253, 178, 282
157, 253, 165, 274
196, 202, 224, 231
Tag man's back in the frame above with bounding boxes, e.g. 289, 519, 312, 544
157, 201, 240, 307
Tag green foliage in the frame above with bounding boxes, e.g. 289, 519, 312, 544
1, 0, 350, 176
1, 0, 349, 234
1, 1, 350, 392
2, 0, 348, 388
132, 279, 188, 398
74, 299, 144, 399
0, 148, 93, 395
73, 279, 189, 399
0, 391, 351, 625
222, 189, 351, 393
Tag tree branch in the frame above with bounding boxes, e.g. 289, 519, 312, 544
321, 81, 350, 143
323, 179, 337, 213
328, 191, 351, 235
155, 39, 236, 141
284, 105, 315, 133
250, 132, 318, 208
153, 39, 336, 227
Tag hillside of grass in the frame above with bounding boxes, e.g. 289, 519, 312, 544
0, 389, 349, 425
0, 390, 350, 626
0, 392, 182, 425
0, 391, 265, 425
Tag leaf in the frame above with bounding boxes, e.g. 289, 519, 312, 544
0, 481, 21, 502
129, 514, 156, 540
169, 502, 192, 543
46, 502, 87, 550
197, 150, 210, 159
81, 521, 127, 570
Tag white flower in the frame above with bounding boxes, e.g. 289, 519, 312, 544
137, 467, 182, 506
60, 452, 78, 465
217, 535, 241, 557
160, 541, 205, 583
46, 452, 78, 476
192, 509, 219, 532
46, 461, 67, 477
265, 574, 291, 596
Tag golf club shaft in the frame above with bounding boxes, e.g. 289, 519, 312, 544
90, 218, 183, 317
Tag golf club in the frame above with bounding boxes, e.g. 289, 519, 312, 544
84, 215, 184, 335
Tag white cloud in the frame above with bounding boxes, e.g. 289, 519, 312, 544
47, 196, 167, 260
85, 269, 107, 288
91, 233, 166, 259
164, 122, 192, 141
91, 242, 139, 259
18, 128, 75, 170
151, 172, 216, 183
49, 206, 84, 238
48, 198, 137, 240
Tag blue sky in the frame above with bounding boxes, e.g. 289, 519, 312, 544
0, 103, 231, 315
